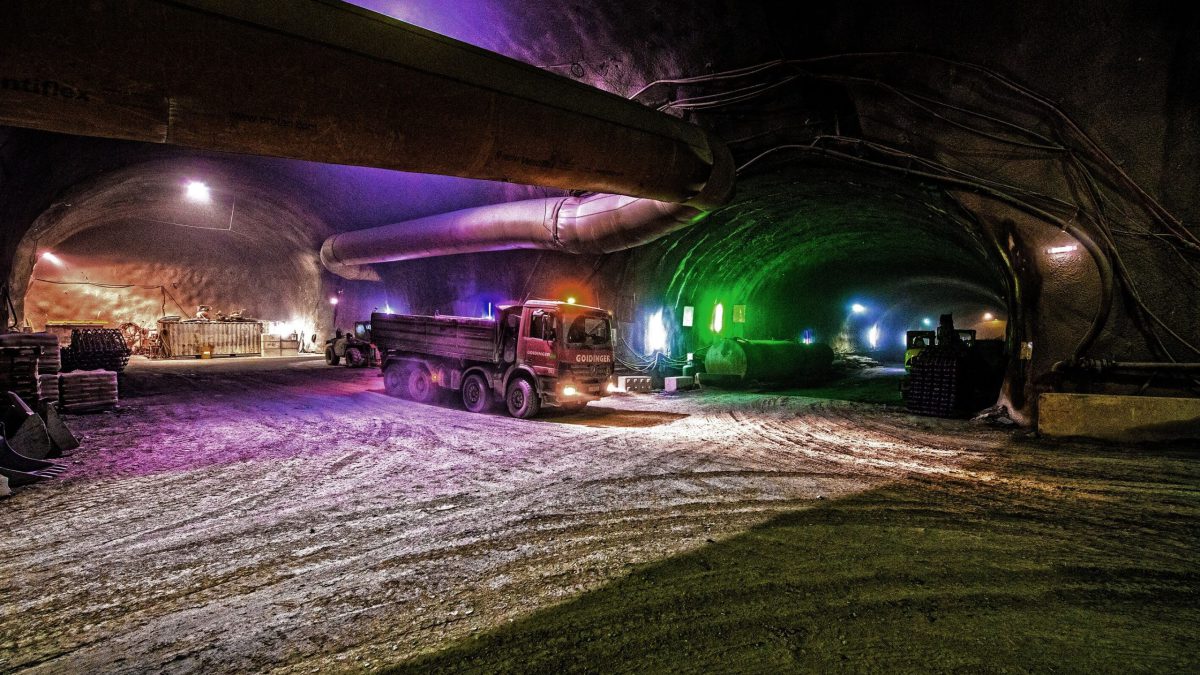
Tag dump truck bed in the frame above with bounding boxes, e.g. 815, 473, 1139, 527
370, 312, 498, 363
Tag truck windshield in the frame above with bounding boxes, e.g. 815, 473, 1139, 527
565, 313, 611, 347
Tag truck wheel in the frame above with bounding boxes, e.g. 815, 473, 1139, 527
505, 378, 540, 419
407, 367, 435, 403
344, 347, 366, 367
383, 363, 408, 398
461, 373, 491, 413
325, 347, 340, 366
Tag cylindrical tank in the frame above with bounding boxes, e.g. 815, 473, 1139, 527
704, 339, 834, 384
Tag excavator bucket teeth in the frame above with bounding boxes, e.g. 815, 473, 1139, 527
0, 465, 55, 487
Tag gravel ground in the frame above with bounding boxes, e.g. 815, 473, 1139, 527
0, 356, 1011, 673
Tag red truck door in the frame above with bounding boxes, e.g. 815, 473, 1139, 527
519, 308, 558, 375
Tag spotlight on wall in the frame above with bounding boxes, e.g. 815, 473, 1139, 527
185, 180, 211, 203
1047, 244, 1078, 255
39, 251, 65, 267
681, 306, 694, 328
983, 312, 995, 321
867, 324, 880, 350
850, 303, 867, 314
646, 308, 668, 354
711, 303, 724, 334
922, 317, 933, 327
329, 297, 339, 305
566, 296, 577, 304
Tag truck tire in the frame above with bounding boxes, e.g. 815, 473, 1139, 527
383, 363, 408, 398
344, 347, 366, 367
325, 347, 340, 366
407, 366, 435, 403
461, 373, 491, 413
505, 377, 540, 419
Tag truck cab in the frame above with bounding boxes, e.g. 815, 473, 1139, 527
498, 300, 616, 415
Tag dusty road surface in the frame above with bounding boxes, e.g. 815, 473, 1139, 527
1, 357, 1009, 673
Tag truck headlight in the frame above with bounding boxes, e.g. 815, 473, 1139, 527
562, 385, 577, 396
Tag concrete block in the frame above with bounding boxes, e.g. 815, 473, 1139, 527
1038, 393, 1200, 443
664, 376, 695, 392
616, 375, 652, 393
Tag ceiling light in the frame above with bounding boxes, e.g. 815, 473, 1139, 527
185, 180, 211, 203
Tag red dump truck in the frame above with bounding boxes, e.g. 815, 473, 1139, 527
371, 300, 616, 418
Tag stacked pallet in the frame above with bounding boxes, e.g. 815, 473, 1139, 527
0, 347, 43, 403
0, 333, 62, 373
38, 375, 59, 405
58, 370, 119, 412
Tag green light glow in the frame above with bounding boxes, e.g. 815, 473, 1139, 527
712, 302, 724, 333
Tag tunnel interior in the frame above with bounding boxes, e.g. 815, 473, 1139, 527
619, 165, 1010, 362
2, 2, 1200, 673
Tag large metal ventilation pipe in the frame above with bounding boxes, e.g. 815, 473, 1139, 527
321, 194, 711, 276
1, 0, 732, 208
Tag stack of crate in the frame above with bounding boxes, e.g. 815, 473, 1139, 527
0, 346, 43, 404
57, 370, 119, 412
261, 334, 302, 357
0, 333, 61, 405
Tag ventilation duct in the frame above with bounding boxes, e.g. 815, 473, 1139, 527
321, 194, 708, 277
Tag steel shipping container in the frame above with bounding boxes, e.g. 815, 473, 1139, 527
157, 320, 264, 358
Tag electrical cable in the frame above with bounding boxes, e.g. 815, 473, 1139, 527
31, 278, 190, 318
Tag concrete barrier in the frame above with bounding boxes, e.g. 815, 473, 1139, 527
1038, 393, 1200, 442
664, 376, 696, 392
616, 375, 653, 393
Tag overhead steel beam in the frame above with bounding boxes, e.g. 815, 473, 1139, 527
0, 0, 733, 208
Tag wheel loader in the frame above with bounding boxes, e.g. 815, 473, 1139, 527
325, 321, 376, 368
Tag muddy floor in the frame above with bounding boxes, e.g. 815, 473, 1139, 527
2, 357, 1016, 673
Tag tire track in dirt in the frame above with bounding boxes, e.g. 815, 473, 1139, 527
0, 360, 995, 674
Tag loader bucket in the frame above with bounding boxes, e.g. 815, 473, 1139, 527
0, 423, 65, 487
4, 391, 53, 460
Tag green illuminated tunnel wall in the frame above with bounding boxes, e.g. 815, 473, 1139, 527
619, 165, 1010, 357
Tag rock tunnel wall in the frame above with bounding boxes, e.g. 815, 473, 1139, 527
0, 1, 1194, 419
